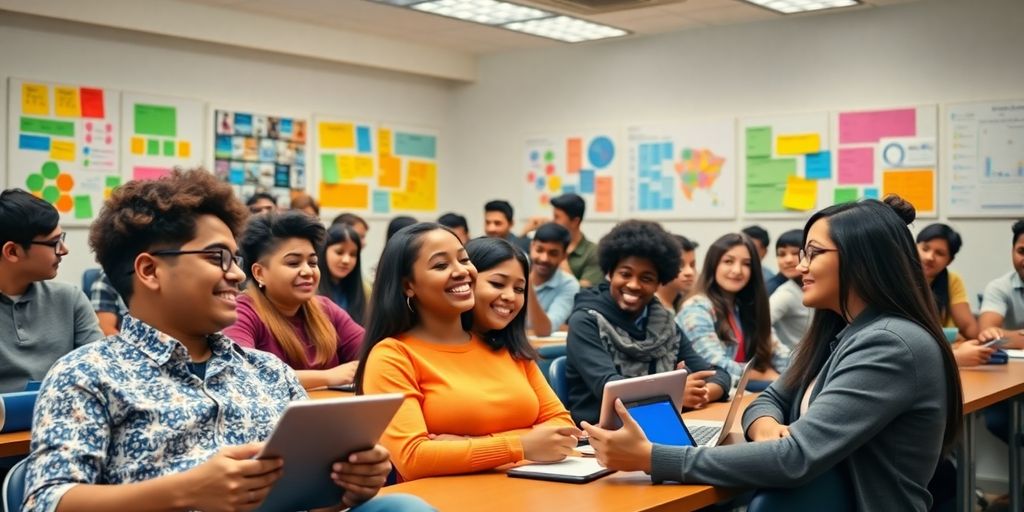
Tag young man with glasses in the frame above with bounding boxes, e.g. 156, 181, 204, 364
21, 170, 432, 512
0, 189, 102, 393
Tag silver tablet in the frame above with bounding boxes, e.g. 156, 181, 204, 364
598, 368, 688, 429
255, 393, 404, 512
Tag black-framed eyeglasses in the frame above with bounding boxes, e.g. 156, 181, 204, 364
146, 248, 243, 273
799, 246, 838, 265
28, 232, 67, 255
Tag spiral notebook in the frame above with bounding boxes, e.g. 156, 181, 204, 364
507, 457, 615, 483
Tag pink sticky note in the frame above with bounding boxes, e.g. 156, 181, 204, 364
838, 109, 916, 144
132, 166, 171, 181
837, 147, 874, 184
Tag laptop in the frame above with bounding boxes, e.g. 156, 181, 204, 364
674, 361, 756, 447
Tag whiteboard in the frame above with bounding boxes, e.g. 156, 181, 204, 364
944, 99, 1024, 218
523, 129, 621, 219
121, 91, 206, 182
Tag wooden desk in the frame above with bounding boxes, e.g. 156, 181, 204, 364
528, 334, 568, 348
959, 360, 1024, 413
379, 394, 755, 512
0, 430, 30, 458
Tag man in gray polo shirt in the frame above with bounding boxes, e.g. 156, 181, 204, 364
979, 219, 1024, 349
0, 189, 102, 393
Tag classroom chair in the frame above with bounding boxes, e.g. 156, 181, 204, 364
536, 344, 567, 387
2, 457, 28, 512
746, 466, 853, 512
81, 268, 101, 299
548, 356, 569, 407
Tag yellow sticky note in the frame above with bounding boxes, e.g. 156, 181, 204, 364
178, 141, 191, 158
548, 175, 562, 192
392, 161, 436, 211
50, 140, 76, 162
378, 129, 392, 156
353, 156, 373, 178
883, 169, 934, 213
776, 133, 821, 155
781, 175, 817, 211
319, 122, 355, 150
131, 137, 145, 155
320, 183, 369, 209
22, 83, 49, 115
379, 156, 401, 188
54, 86, 81, 117
339, 155, 357, 180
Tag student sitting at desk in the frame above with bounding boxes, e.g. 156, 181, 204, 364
769, 229, 812, 351
22, 170, 424, 512
583, 196, 962, 512
357, 224, 578, 481
525, 222, 580, 336
678, 233, 790, 383
565, 220, 730, 426
317, 223, 369, 326
223, 212, 363, 390
654, 235, 698, 314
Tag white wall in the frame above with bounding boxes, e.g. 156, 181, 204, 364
0, 11, 457, 286
448, 0, 1024, 301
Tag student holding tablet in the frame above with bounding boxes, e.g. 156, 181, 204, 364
582, 196, 962, 512
565, 220, 730, 426
223, 212, 364, 390
22, 170, 426, 512
357, 225, 578, 481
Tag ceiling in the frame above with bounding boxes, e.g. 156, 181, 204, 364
180, 0, 923, 55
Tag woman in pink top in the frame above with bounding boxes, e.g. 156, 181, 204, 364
223, 211, 363, 389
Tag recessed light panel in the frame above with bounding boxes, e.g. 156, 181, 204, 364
744, 0, 859, 14
505, 15, 627, 43
411, 0, 551, 25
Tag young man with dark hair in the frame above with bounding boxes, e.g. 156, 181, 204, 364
22, 170, 431, 512
0, 189, 102, 393
526, 223, 580, 336
437, 212, 470, 244
245, 191, 277, 215
978, 219, 1024, 349
741, 224, 775, 284
655, 235, 699, 313
765, 229, 803, 296
483, 199, 530, 252
524, 193, 603, 288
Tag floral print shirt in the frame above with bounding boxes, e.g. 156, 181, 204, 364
22, 315, 307, 512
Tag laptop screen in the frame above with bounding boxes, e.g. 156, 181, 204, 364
625, 397, 695, 447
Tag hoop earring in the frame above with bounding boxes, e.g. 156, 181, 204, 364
406, 296, 415, 313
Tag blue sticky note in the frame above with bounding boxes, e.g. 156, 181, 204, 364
805, 151, 831, 180
639, 183, 650, 210
19, 134, 50, 151
356, 126, 371, 154
229, 162, 245, 185
372, 190, 390, 214
639, 144, 650, 168
661, 142, 672, 160
279, 118, 293, 138
394, 132, 436, 159
661, 197, 672, 210
864, 187, 879, 199
579, 170, 595, 194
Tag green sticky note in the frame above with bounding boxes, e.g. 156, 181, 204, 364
105, 176, 122, 188
163, 140, 175, 156
134, 104, 177, 137
42, 185, 60, 203
20, 117, 75, 137
747, 157, 796, 185
321, 154, 340, 184
26, 174, 45, 191
74, 195, 93, 220
41, 161, 60, 179
147, 139, 160, 155
746, 126, 772, 158
746, 183, 787, 213
833, 187, 859, 204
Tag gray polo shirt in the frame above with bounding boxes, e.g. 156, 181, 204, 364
533, 269, 580, 330
0, 281, 103, 392
980, 271, 1024, 329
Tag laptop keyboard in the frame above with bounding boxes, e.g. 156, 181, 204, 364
690, 425, 722, 446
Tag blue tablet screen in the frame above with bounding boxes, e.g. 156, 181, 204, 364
626, 399, 694, 447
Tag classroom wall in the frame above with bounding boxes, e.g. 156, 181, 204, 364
448, 0, 1024, 301
0, 11, 458, 286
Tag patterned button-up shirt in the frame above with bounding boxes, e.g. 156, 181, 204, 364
23, 315, 307, 512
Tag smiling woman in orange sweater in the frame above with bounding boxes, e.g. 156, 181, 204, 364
356, 225, 578, 481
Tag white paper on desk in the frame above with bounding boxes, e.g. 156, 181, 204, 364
510, 457, 606, 477
1005, 349, 1024, 359
547, 331, 569, 339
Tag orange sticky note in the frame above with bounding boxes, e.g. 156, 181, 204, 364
131, 137, 145, 155
882, 169, 934, 213
178, 141, 191, 158
50, 140, 76, 162
378, 129, 392, 156
379, 156, 401, 188
22, 83, 49, 115
320, 182, 368, 208
781, 175, 817, 211
54, 86, 81, 117
595, 176, 613, 213
567, 138, 582, 174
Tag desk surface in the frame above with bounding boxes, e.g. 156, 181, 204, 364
960, 359, 1024, 414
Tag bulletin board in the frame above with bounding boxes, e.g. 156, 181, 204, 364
523, 130, 620, 219
212, 108, 308, 208
121, 91, 206, 182
944, 99, 1024, 218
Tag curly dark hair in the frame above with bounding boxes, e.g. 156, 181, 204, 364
597, 220, 681, 285
88, 169, 249, 304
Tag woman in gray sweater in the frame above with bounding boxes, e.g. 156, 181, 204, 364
581, 196, 962, 512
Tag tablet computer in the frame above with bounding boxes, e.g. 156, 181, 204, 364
623, 395, 697, 447
255, 393, 403, 512
506, 457, 615, 483
599, 368, 687, 429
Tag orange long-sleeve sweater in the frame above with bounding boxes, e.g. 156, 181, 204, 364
362, 334, 574, 481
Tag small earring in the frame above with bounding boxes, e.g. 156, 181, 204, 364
257, 281, 265, 289
406, 296, 415, 313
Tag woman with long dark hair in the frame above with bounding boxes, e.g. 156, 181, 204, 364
356, 224, 577, 481
317, 223, 368, 325
677, 233, 789, 382
582, 197, 963, 511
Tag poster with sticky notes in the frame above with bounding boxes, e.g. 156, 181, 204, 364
831, 105, 937, 216
524, 130, 621, 219
213, 108, 307, 207
8, 78, 122, 225
625, 120, 736, 219
122, 92, 205, 185
740, 112, 829, 216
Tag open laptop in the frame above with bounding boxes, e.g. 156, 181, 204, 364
676, 361, 756, 447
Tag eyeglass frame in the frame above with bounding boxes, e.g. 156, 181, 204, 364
799, 245, 838, 265
129, 247, 244, 274
28, 232, 68, 255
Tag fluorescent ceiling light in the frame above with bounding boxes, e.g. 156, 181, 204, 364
368, 0, 628, 43
743, 0, 859, 14
505, 16, 628, 43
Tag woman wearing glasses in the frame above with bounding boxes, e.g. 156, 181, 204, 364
582, 196, 963, 512
223, 211, 364, 389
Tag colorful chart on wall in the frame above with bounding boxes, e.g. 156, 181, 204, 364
625, 120, 736, 219
212, 108, 307, 208
7, 78, 122, 225
122, 92, 205, 183
944, 99, 1024, 218
739, 112, 830, 217
523, 131, 620, 219
317, 121, 438, 215
831, 105, 938, 217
